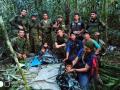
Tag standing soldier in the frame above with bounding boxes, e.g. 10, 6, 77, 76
11, 29, 29, 60
9, 9, 28, 37
70, 13, 85, 40
53, 15, 67, 33
28, 13, 41, 53
40, 12, 53, 48
86, 11, 105, 37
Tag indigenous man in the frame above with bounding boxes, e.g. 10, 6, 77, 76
68, 45, 95, 90
64, 33, 83, 62
83, 33, 103, 88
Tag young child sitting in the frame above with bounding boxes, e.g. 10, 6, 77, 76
39, 43, 49, 57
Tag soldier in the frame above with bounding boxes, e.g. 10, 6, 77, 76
11, 29, 29, 60
86, 11, 105, 37
53, 15, 67, 33
40, 12, 53, 48
70, 13, 85, 40
28, 13, 41, 53
9, 9, 28, 37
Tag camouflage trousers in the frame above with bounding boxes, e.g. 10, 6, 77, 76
29, 35, 42, 53
42, 33, 53, 48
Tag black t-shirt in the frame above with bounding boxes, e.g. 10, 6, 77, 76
56, 35, 66, 45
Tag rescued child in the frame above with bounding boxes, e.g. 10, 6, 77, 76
56, 60, 81, 90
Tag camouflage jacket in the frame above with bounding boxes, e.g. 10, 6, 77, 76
11, 37, 28, 54
10, 15, 29, 32
28, 20, 40, 36
40, 19, 52, 33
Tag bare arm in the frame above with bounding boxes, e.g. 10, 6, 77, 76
67, 64, 90, 73
64, 52, 69, 61
75, 64, 90, 72
72, 56, 79, 66
55, 42, 65, 48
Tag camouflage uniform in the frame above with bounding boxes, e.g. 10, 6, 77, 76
53, 15, 66, 31
11, 37, 29, 58
52, 15, 67, 43
40, 19, 53, 47
29, 19, 41, 53
58, 22, 67, 33
9, 15, 28, 36
86, 18, 104, 38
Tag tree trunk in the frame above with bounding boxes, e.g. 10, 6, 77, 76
65, 0, 70, 28
74, 0, 78, 13
104, 0, 109, 43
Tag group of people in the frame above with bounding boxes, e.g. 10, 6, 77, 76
9, 9, 106, 90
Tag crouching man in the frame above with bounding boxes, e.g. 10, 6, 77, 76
67, 46, 96, 90
11, 29, 29, 60
54, 29, 67, 59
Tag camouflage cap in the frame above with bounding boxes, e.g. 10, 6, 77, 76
21, 9, 27, 13
57, 15, 63, 18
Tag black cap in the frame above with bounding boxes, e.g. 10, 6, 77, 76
70, 32, 76, 35
74, 12, 80, 16
91, 11, 97, 14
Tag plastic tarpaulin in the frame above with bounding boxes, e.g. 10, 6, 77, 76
29, 64, 61, 90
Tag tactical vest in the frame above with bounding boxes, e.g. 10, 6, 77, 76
40, 19, 52, 33
71, 21, 84, 32
87, 19, 100, 35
